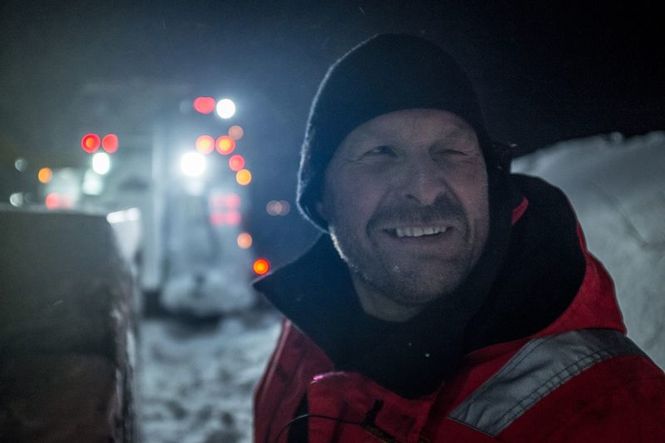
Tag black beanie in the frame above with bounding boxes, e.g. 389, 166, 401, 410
297, 33, 509, 230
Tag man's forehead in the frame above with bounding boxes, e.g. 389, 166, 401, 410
343, 109, 477, 144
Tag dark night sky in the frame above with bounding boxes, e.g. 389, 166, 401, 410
2, 1, 663, 154
1, 0, 663, 263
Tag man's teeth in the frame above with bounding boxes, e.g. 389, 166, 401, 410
394, 226, 449, 238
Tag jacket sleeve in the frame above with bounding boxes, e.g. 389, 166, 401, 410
547, 371, 665, 442
501, 355, 665, 443
254, 320, 335, 443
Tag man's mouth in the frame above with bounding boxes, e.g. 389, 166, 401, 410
386, 226, 451, 238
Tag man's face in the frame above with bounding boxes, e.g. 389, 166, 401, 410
319, 109, 490, 319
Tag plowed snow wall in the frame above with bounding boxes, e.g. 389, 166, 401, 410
514, 132, 665, 368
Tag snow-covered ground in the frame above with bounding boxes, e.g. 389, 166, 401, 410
138, 131, 664, 443
138, 310, 280, 443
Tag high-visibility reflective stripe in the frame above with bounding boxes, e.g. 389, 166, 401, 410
449, 329, 646, 436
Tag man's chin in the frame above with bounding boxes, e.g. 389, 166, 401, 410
363, 271, 462, 307
390, 286, 453, 306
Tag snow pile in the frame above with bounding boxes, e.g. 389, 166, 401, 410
514, 131, 665, 368
138, 311, 280, 443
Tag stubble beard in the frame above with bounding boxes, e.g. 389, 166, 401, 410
329, 225, 475, 310
330, 194, 482, 309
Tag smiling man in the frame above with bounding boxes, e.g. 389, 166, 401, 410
253, 34, 665, 442
320, 109, 490, 321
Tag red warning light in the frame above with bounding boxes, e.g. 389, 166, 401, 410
228, 154, 245, 171
209, 191, 242, 227
45, 193, 61, 209
209, 211, 241, 226
225, 193, 241, 209
81, 133, 101, 153
216, 135, 236, 155
193, 97, 216, 114
226, 211, 242, 225
210, 192, 240, 209
253, 258, 271, 276
45, 193, 73, 210
102, 134, 119, 153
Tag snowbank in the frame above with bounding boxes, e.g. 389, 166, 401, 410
514, 131, 665, 368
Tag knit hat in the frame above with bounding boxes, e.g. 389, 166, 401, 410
297, 33, 510, 231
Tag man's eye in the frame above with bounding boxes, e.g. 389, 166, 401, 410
434, 149, 466, 159
363, 146, 396, 157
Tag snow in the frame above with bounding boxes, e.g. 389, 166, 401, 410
514, 131, 665, 368
138, 310, 280, 443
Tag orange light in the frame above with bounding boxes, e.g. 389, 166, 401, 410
253, 258, 271, 276
102, 134, 119, 153
235, 169, 252, 186
81, 133, 101, 153
228, 125, 244, 140
237, 232, 253, 249
193, 97, 216, 114
216, 135, 236, 155
195, 135, 215, 154
37, 167, 53, 184
228, 154, 245, 171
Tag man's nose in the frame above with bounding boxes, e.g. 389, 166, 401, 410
400, 160, 449, 206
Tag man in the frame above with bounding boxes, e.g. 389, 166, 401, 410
253, 34, 665, 442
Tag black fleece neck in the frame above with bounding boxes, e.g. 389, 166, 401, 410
464, 175, 585, 351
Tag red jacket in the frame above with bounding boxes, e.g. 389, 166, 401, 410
255, 190, 665, 442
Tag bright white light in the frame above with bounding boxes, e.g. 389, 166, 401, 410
107, 208, 140, 224
215, 98, 236, 119
92, 152, 111, 175
9, 192, 24, 207
14, 158, 27, 172
82, 169, 104, 195
180, 152, 207, 178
